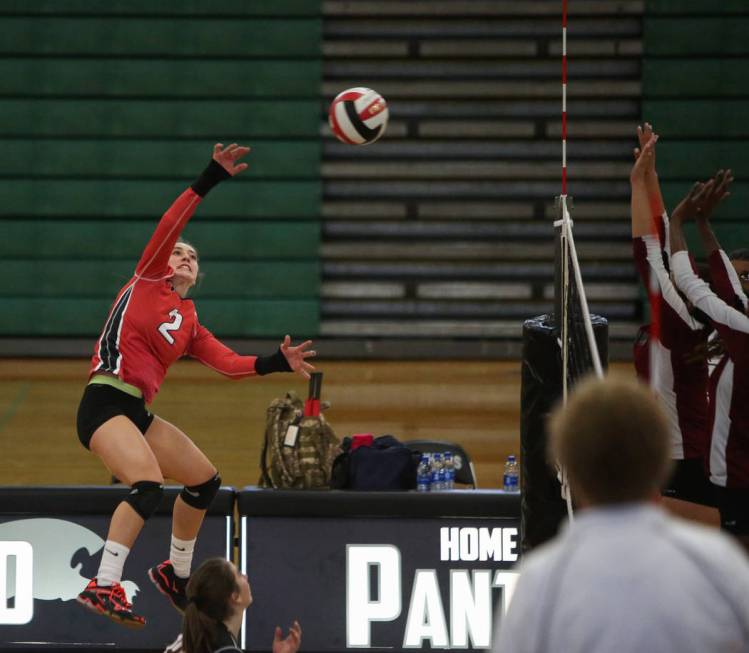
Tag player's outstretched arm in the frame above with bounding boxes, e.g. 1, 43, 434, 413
670, 182, 712, 255
136, 142, 251, 279
695, 170, 746, 307
188, 324, 316, 380
632, 133, 701, 329
695, 169, 733, 256
635, 122, 666, 218
630, 133, 658, 238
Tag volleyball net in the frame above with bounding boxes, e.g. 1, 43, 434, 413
519, 0, 608, 547
554, 195, 606, 517
556, 196, 605, 399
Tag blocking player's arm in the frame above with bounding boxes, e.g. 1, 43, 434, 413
636, 123, 667, 227
631, 133, 700, 331
694, 169, 733, 256
631, 124, 672, 256
696, 170, 746, 308
630, 130, 658, 239
671, 170, 745, 309
630, 127, 669, 248
669, 180, 712, 257
135, 143, 249, 280
672, 250, 749, 360
670, 202, 749, 358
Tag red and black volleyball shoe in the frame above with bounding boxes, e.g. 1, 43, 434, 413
77, 578, 146, 629
148, 560, 188, 613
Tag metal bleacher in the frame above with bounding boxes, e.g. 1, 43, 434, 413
320, 0, 643, 357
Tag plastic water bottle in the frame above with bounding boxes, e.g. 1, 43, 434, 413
503, 454, 520, 492
443, 452, 455, 490
431, 453, 445, 491
416, 454, 432, 492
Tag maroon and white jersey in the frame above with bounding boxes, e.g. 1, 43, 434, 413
633, 216, 710, 461
673, 250, 749, 489
709, 249, 748, 313
88, 187, 259, 403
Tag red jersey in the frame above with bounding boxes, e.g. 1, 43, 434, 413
633, 216, 710, 461
673, 250, 749, 489
89, 187, 258, 403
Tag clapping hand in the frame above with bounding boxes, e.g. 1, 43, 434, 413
272, 620, 302, 653
212, 142, 250, 176
280, 336, 316, 380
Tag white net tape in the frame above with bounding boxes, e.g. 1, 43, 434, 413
558, 195, 604, 519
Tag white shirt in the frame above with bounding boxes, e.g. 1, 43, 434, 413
495, 504, 749, 653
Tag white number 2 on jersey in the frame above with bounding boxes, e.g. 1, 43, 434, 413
158, 309, 183, 345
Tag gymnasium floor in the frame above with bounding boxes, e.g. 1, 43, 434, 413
0, 358, 633, 489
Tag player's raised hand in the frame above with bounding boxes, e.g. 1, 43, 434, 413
632, 124, 657, 171
280, 336, 316, 380
635, 123, 656, 162
696, 169, 733, 222
212, 142, 251, 176
630, 132, 658, 182
672, 180, 713, 222
272, 621, 302, 653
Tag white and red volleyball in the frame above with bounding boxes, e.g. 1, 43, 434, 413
328, 87, 389, 145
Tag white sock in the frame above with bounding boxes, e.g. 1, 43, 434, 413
97, 540, 130, 586
170, 535, 196, 579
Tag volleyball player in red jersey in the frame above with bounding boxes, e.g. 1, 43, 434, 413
670, 171, 749, 555
75, 144, 316, 627
630, 128, 715, 520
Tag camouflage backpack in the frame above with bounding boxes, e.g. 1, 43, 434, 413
259, 391, 342, 489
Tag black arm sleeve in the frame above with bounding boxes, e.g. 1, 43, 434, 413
255, 348, 293, 375
191, 159, 231, 197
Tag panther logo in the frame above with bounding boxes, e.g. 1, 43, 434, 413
0, 518, 139, 603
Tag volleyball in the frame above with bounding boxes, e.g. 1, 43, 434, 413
328, 87, 389, 145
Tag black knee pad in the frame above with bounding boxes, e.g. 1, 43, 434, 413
180, 473, 221, 510
126, 480, 164, 521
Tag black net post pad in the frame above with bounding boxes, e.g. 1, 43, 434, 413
520, 315, 608, 553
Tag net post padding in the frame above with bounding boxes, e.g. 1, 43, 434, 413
520, 314, 609, 552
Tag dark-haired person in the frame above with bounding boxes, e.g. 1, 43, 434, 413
75, 144, 316, 628
629, 126, 715, 522
163, 558, 302, 653
730, 249, 749, 293
495, 377, 749, 653
670, 172, 749, 555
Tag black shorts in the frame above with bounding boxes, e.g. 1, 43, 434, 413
661, 458, 716, 507
714, 485, 749, 536
76, 383, 154, 449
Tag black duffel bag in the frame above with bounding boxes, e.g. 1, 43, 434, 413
330, 435, 420, 490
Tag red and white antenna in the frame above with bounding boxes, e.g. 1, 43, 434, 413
561, 0, 568, 196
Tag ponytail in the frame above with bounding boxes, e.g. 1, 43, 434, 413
181, 558, 238, 653
183, 602, 220, 653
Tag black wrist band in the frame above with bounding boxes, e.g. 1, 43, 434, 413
255, 348, 293, 375
191, 159, 231, 197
